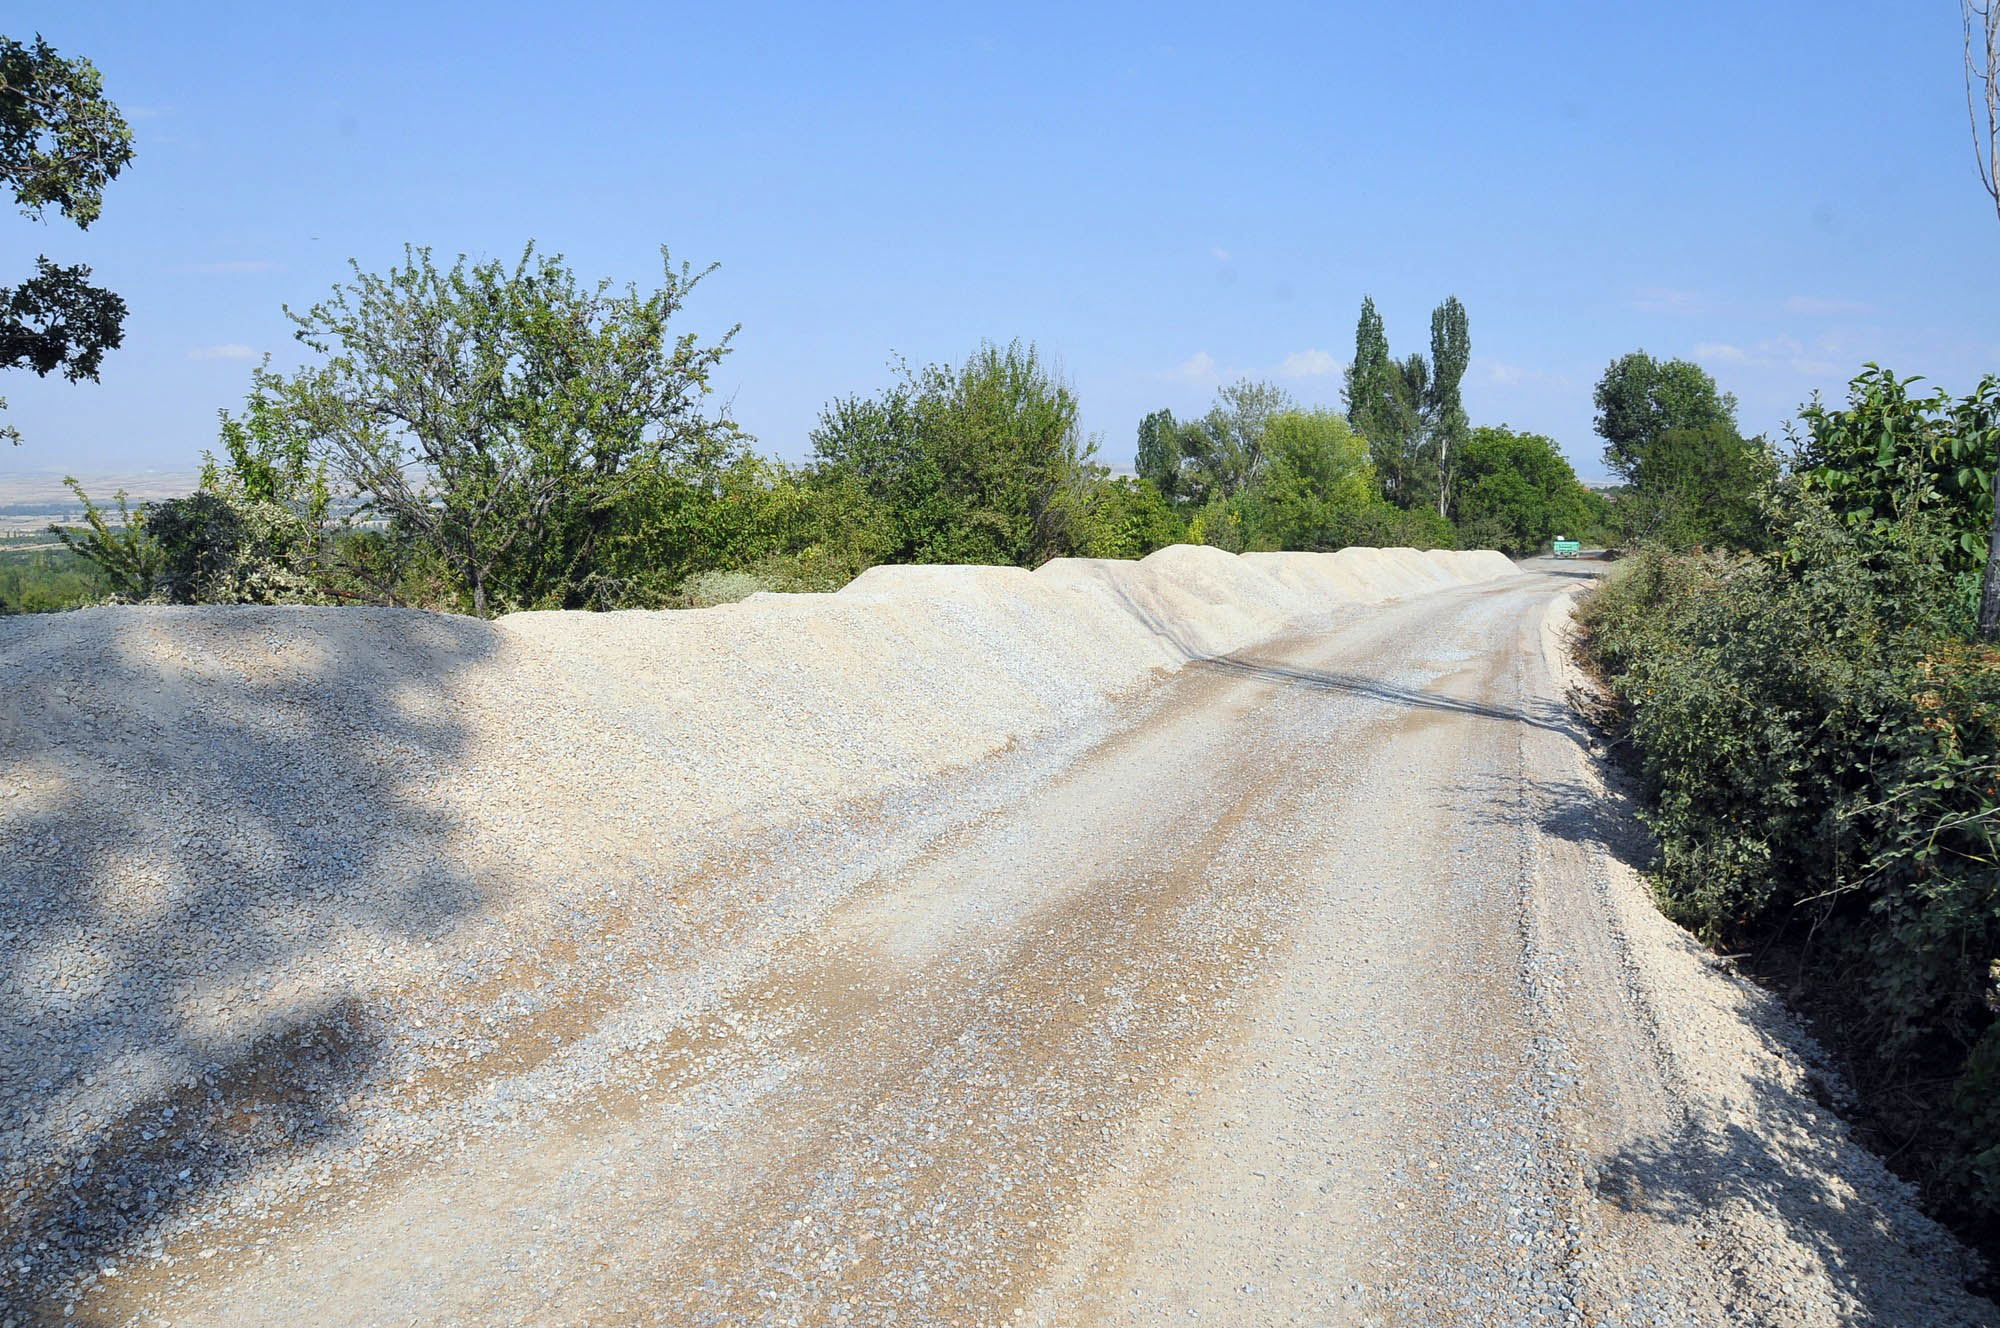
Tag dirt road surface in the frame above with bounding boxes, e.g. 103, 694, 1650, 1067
23, 564, 1996, 1325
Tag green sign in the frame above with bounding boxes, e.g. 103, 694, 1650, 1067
1552, 539, 1581, 559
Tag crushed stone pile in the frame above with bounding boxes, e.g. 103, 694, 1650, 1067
0, 544, 1516, 1301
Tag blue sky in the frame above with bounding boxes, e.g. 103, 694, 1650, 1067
3, 0, 1995, 483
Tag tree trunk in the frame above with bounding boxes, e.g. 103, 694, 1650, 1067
471, 570, 488, 619
1980, 462, 2000, 642
1435, 438, 1452, 521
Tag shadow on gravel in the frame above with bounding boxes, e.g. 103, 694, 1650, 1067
1097, 571, 1582, 738
1590, 1071, 1996, 1323
1195, 654, 1581, 739
4, 1000, 385, 1317
0, 606, 499, 1312
1462, 774, 1656, 873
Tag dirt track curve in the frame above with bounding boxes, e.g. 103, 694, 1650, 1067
5, 560, 1994, 1326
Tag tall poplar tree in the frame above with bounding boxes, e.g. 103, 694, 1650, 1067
1343, 296, 1418, 503
1426, 296, 1470, 518
1343, 294, 1469, 514
1135, 407, 1180, 499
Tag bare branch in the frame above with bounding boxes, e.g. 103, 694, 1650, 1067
1969, 0, 2000, 221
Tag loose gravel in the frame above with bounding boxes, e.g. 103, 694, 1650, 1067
0, 546, 1507, 1321
1, 548, 1990, 1326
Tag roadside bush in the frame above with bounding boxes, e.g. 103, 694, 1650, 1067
142, 491, 325, 604
1793, 366, 2000, 603
591, 452, 894, 608
1346, 502, 1457, 550
675, 567, 777, 607
812, 340, 1098, 568
1578, 493, 2000, 1231
1611, 423, 1777, 552
1245, 409, 1377, 550
1073, 474, 1185, 560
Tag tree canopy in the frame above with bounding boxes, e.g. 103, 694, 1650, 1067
1248, 409, 1377, 550
1450, 427, 1600, 556
0, 34, 133, 444
1341, 294, 1468, 515
273, 243, 740, 616
1592, 351, 1738, 482
812, 340, 1096, 567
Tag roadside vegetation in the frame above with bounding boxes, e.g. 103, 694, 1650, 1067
1576, 362, 2000, 1252
18, 255, 1611, 615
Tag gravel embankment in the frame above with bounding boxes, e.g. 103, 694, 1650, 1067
1, 545, 1510, 1320
7, 549, 1989, 1326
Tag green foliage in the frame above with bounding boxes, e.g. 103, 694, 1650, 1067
1344, 296, 1419, 503
1134, 408, 1180, 500
0, 546, 108, 612
1, 256, 124, 381
1580, 484, 2000, 1230
1245, 409, 1377, 550
1339, 502, 1458, 551
45, 471, 325, 608
1342, 294, 1469, 514
675, 567, 780, 608
1074, 474, 1185, 560
1450, 426, 1599, 556
1613, 422, 1778, 551
1425, 296, 1470, 518
142, 492, 327, 605
1793, 365, 2000, 586
592, 450, 894, 608
49, 478, 158, 600
1132, 380, 1295, 510
0, 35, 134, 225
204, 366, 333, 522
812, 340, 1096, 568
0, 34, 134, 445
276, 242, 738, 615
1181, 496, 1242, 552
1593, 350, 1738, 482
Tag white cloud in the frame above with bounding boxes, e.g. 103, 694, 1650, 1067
187, 344, 260, 361
1632, 287, 1706, 315
1276, 349, 1342, 379
1211, 247, 1231, 262
179, 260, 281, 275
1784, 295, 1872, 316
1694, 336, 1835, 377
1172, 351, 1218, 382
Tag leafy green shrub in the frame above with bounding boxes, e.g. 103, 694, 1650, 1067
141, 491, 325, 604
1793, 365, 2000, 600
1578, 493, 2000, 1230
811, 341, 1097, 568
1245, 409, 1377, 550
1073, 474, 1185, 560
588, 451, 893, 608
675, 567, 777, 607
49, 479, 160, 600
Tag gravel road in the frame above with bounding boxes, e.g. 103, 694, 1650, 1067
6, 558, 1994, 1325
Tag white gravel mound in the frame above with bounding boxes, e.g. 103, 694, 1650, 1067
0, 543, 1517, 1297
